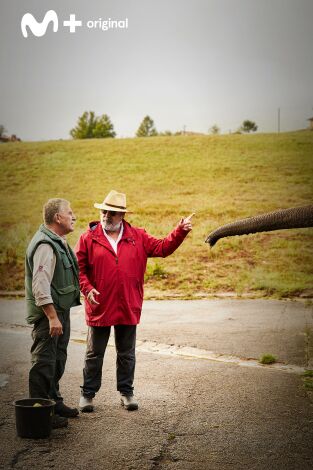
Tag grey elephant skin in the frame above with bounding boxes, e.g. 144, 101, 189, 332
205, 205, 313, 247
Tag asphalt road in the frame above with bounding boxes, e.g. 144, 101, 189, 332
0, 299, 313, 469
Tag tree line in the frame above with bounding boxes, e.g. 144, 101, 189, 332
0, 116, 259, 142
0, 125, 21, 142
70, 112, 258, 139
209, 120, 258, 135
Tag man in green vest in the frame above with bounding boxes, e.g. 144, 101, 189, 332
25, 198, 81, 428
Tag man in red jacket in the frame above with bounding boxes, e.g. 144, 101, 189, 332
75, 190, 194, 412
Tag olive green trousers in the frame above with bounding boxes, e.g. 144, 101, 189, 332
29, 310, 70, 402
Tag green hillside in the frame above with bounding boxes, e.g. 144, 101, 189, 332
0, 131, 312, 298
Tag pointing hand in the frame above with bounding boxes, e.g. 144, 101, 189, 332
179, 213, 195, 232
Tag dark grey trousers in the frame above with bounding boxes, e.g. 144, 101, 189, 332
29, 310, 70, 402
81, 325, 136, 398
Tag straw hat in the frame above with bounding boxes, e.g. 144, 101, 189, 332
94, 190, 131, 213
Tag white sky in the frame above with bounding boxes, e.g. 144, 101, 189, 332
1, 0, 313, 140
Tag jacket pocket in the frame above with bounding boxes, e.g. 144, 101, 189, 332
87, 279, 108, 315
128, 278, 143, 312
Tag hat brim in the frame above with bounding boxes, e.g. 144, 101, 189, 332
94, 203, 132, 213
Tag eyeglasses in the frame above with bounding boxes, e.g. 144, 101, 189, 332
101, 210, 120, 216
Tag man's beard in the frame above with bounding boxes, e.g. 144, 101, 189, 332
101, 220, 122, 232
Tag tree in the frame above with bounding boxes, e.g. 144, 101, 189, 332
159, 130, 172, 136
240, 120, 258, 133
209, 124, 220, 135
92, 114, 116, 138
136, 116, 158, 137
0, 125, 7, 137
70, 111, 116, 139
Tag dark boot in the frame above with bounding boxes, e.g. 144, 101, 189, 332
51, 414, 68, 429
55, 401, 79, 418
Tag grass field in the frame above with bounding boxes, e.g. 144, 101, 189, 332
0, 131, 312, 298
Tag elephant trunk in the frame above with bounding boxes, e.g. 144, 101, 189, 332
205, 205, 313, 247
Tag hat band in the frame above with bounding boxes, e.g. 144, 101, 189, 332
105, 202, 127, 210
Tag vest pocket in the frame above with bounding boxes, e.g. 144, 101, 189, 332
53, 284, 77, 310
58, 285, 77, 294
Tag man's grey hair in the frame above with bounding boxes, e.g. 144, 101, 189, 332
43, 198, 70, 225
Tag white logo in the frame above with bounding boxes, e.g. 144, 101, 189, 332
21, 10, 58, 38
21, 11, 128, 38
63, 14, 82, 33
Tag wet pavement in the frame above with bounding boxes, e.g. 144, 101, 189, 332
0, 299, 313, 469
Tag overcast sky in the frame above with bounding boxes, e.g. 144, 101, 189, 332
1, 0, 313, 140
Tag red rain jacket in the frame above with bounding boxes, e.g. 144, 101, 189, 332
75, 220, 188, 326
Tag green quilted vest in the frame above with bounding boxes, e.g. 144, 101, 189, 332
25, 224, 80, 324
